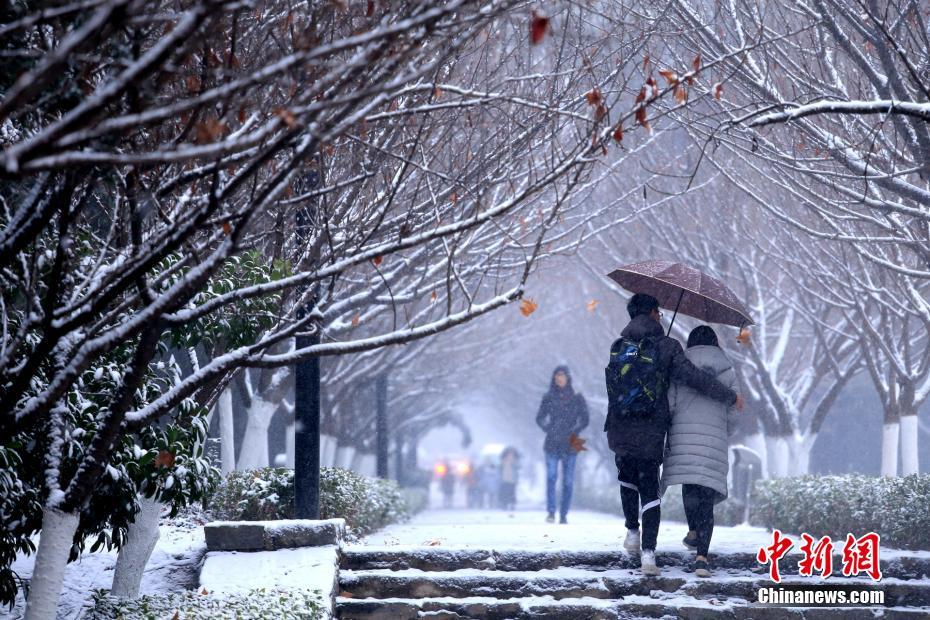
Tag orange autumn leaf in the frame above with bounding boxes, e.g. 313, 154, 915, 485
195, 117, 227, 144
529, 9, 549, 45
642, 53, 650, 71
692, 52, 702, 73
519, 298, 538, 317
658, 69, 678, 86
199, 588, 209, 596
612, 123, 624, 143
585, 88, 602, 106
275, 107, 298, 129
586, 299, 598, 313
222, 221, 231, 235
425, 539, 443, 546
372, 255, 383, 267
351, 314, 360, 327
736, 326, 751, 345
430, 290, 438, 303
450, 191, 458, 204
714, 82, 723, 100
569, 433, 588, 453
155, 451, 176, 468
674, 85, 688, 104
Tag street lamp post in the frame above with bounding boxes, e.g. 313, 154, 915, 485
295, 168, 321, 519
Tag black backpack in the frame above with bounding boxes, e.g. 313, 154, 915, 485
604, 336, 666, 419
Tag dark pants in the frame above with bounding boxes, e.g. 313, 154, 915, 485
615, 455, 661, 551
682, 484, 716, 557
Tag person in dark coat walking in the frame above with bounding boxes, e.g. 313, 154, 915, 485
536, 365, 589, 523
605, 294, 743, 576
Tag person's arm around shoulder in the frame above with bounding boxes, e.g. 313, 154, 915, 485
665, 337, 739, 406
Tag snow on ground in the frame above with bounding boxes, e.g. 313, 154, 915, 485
199, 545, 338, 599
4, 525, 205, 620
358, 508, 930, 561
359, 509, 771, 553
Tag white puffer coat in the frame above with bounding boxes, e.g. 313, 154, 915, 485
661, 345, 737, 502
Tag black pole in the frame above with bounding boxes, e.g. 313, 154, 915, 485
295, 168, 321, 519
667, 288, 686, 336
375, 374, 389, 478
394, 430, 405, 485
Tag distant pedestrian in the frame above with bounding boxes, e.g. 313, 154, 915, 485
438, 459, 455, 508
479, 457, 500, 508
536, 365, 589, 524
499, 447, 521, 510
661, 325, 739, 578
605, 294, 743, 576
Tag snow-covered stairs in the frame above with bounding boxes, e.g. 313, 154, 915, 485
335, 548, 930, 619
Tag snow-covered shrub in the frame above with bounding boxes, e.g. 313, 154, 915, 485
752, 474, 930, 550
89, 587, 324, 619
208, 467, 410, 536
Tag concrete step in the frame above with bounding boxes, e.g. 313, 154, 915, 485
335, 595, 930, 620
338, 567, 930, 607
340, 547, 930, 581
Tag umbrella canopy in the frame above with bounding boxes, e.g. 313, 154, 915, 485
606, 260, 753, 329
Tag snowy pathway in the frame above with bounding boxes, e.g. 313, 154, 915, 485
359, 509, 772, 553
338, 509, 930, 619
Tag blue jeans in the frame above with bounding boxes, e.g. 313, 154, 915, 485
545, 451, 577, 517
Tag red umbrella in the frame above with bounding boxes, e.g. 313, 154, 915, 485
606, 260, 753, 335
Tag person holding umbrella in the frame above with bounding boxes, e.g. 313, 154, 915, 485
604, 261, 749, 577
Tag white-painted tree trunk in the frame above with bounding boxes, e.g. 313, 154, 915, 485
357, 453, 377, 477
24, 508, 80, 620
787, 434, 816, 477
320, 434, 337, 467
742, 432, 769, 479
111, 497, 162, 598
285, 422, 295, 468
900, 415, 919, 475
881, 422, 900, 477
218, 388, 235, 474
236, 397, 276, 470
765, 436, 790, 478
334, 444, 356, 469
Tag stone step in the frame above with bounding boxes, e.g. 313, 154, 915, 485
338, 568, 930, 607
335, 595, 930, 620
340, 547, 930, 581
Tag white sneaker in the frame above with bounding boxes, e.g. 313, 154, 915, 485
623, 529, 641, 553
640, 550, 660, 576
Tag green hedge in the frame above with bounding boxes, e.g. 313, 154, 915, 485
90, 588, 323, 619
207, 467, 409, 537
751, 474, 930, 550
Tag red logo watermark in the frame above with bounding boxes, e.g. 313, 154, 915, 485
756, 530, 882, 583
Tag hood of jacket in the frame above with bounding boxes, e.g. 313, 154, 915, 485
683, 344, 732, 375
620, 314, 664, 341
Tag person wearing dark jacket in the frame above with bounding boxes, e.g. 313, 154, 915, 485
536, 365, 589, 523
605, 293, 743, 576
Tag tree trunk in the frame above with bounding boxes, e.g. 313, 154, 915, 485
218, 387, 235, 474
320, 434, 337, 467
236, 397, 275, 469
285, 422, 295, 468
334, 444, 356, 469
765, 435, 790, 478
900, 413, 919, 475
24, 508, 80, 620
881, 420, 900, 477
742, 432, 768, 479
787, 434, 815, 476
111, 497, 161, 598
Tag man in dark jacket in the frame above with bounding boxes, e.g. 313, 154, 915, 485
536, 365, 589, 523
605, 294, 743, 575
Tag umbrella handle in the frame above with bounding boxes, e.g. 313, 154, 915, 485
667, 289, 685, 337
